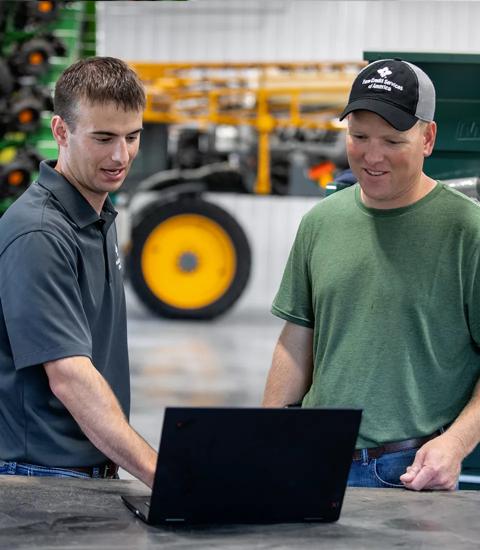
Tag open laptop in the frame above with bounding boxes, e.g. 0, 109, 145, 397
122, 406, 361, 525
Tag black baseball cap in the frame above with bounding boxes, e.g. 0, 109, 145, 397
339, 59, 436, 131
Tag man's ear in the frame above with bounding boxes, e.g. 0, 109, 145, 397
51, 115, 70, 147
423, 121, 437, 158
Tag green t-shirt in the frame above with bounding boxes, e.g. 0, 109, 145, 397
272, 183, 480, 448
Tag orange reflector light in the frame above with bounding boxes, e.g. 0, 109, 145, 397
308, 161, 336, 188
18, 110, 34, 124
308, 160, 336, 179
8, 171, 25, 187
28, 52, 45, 66
38, 1, 54, 13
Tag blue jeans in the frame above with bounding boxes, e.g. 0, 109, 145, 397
0, 460, 95, 479
347, 448, 418, 488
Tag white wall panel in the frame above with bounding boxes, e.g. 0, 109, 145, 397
97, 0, 480, 313
362, 1, 480, 54
97, 0, 368, 62
98, 1, 480, 63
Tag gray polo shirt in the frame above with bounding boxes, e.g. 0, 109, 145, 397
0, 160, 130, 467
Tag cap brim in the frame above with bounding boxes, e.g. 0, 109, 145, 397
339, 99, 418, 131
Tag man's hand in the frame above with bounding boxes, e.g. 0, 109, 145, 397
400, 433, 466, 491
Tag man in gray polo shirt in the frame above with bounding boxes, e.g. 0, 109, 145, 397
0, 57, 157, 486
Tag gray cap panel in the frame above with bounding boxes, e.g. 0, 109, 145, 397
404, 60, 436, 122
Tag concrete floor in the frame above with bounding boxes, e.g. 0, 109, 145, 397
125, 284, 283, 473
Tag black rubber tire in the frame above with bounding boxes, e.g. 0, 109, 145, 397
128, 198, 251, 320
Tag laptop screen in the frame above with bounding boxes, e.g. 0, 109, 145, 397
146, 407, 361, 524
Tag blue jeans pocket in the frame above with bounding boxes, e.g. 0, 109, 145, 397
373, 448, 418, 488
16, 464, 91, 479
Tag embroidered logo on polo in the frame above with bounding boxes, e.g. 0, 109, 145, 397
361, 66, 404, 93
115, 244, 122, 270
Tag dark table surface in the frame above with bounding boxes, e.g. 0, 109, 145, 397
1, 477, 479, 549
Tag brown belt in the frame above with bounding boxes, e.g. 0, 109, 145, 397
62, 461, 119, 478
353, 432, 440, 461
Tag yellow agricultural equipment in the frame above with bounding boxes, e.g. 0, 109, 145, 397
126, 60, 364, 319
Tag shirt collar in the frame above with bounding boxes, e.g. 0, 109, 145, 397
37, 160, 117, 229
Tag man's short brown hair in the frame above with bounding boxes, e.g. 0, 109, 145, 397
54, 56, 146, 130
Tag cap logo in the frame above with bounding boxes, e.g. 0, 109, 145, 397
377, 66, 392, 78
361, 65, 404, 93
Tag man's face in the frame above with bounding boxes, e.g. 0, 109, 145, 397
53, 99, 143, 207
346, 110, 436, 209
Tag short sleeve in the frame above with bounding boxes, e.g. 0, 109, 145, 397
271, 216, 314, 328
0, 231, 92, 369
464, 247, 480, 348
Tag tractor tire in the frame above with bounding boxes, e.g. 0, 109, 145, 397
128, 198, 251, 320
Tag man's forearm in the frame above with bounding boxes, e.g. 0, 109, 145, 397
45, 357, 157, 487
444, 378, 480, 458
262, 348, 311, 406
262, 322, 313, 407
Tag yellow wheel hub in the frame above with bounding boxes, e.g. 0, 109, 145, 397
141, 213, 237, 309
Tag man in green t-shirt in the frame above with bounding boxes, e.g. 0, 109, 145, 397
263, 58, 480, 491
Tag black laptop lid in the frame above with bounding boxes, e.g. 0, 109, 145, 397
148, 407, 361, 524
